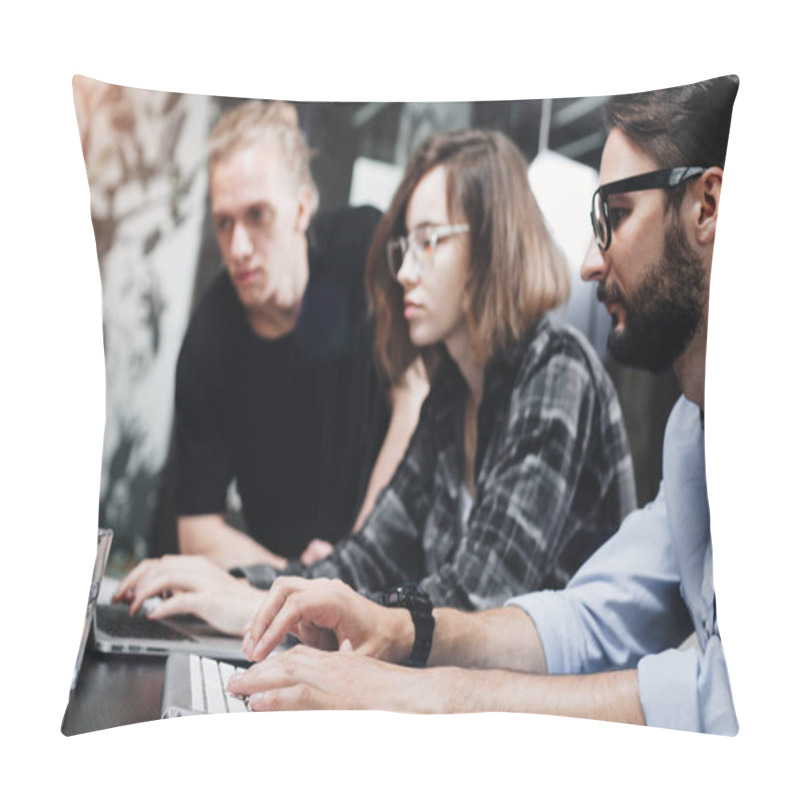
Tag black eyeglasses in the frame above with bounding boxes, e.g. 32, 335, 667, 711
590, 166, 708, 251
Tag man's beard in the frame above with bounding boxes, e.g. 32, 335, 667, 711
599, 219, 707, 373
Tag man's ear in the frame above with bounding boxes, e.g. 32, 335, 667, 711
687, 167, 724, 247
295, 185, 314, 234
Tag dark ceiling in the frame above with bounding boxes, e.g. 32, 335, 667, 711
215, 96, 609, 211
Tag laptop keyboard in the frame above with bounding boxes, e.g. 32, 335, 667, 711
189, 654, 250, 713
96, 605, 191, 641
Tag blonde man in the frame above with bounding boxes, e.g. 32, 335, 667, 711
173, 101, 425, 570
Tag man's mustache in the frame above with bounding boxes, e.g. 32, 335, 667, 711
596, 281, 625, 308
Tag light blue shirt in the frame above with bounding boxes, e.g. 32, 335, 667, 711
507, 396, 738, 735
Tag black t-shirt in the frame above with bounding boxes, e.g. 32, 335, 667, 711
175, 206, 389, 559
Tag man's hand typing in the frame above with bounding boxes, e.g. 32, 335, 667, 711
242, 576, 414, 664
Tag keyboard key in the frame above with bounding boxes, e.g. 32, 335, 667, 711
189, 654, 205, 713
218, 661, 249, 713
201, 656, 228, 714
183, 655, 252, 714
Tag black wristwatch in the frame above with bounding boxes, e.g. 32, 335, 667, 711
379, 583, 435, 668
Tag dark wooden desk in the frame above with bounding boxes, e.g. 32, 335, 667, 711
61, 650, 166, 735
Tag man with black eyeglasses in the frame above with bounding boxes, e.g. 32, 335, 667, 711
225, 76, 740, 735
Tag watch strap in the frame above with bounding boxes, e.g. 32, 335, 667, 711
379, 583, 435, 668
405, 603, 435, 668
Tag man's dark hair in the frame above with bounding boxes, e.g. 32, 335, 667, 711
606, 76, 739, 209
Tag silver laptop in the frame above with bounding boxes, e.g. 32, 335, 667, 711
90, 529, 247, 661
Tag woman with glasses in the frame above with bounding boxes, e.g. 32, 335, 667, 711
118, 129, 636, 634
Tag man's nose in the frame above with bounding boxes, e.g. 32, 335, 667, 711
231, 221, 254, 259
580, 239, 608, 284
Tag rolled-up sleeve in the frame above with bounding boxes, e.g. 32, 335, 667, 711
507, 488, 738, 735
507, 496, 693, 674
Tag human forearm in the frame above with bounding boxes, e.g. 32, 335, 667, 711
428, 665, 645, 723
243, 580, 548, 670
353, 424, 413, 533
229, 643, 644, 724
358, 601, 548, 673
178, 515, 287, 571
428, 605, 547, 671
353, 359, 428, 531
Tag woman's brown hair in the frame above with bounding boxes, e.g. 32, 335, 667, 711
367, 128, 569, 384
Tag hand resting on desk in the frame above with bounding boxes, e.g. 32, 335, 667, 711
112, 555, 265, 637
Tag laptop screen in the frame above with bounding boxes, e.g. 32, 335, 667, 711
70, 528, 114, 692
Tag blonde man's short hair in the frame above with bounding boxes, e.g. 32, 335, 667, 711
208, 100, 319, 215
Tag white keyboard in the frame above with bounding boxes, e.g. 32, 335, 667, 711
188, 654, 250, 714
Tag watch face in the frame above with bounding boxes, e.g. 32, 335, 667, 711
381, 584, 433, 614
403, 586, 433, 615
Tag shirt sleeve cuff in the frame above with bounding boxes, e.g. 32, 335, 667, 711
505, 590, 583, 674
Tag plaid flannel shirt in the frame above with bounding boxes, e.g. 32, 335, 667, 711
241, 317, 636, 610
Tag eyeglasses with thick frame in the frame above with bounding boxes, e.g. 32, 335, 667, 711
387, 223, 470, 280
590, 166, 708, 251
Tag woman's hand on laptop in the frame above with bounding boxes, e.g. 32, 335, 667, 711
242, 577, 415, 665
112, 555, 264, 637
